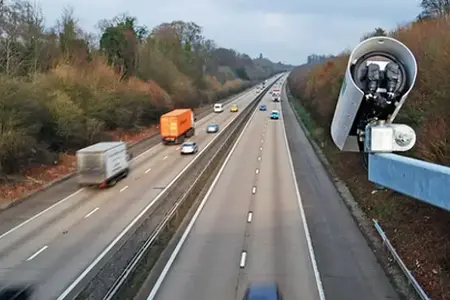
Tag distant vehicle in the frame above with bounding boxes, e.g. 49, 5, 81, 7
230, 104, 239, 112
272, 93, 281, 102
160, 109, 195, 144
76, 142, 131, 188
270, 110, 280, 119
180, 141, 198, 155
259, 104, 267, 111
213, 103, 224, 113
206, 124, 219, 133
243, 283, 282, 300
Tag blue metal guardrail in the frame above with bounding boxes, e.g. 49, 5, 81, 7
368, 153, 450, 211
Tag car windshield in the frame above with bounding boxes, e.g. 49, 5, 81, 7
183, 142, 194, 146
208, 124, 217, 127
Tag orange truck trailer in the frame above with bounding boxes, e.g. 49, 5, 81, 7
160, 109, 196, 144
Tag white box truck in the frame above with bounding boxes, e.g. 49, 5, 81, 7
76, 142, 131, 188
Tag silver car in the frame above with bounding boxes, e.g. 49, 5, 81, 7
206, 124, 219, 133
180, 142, 198, 155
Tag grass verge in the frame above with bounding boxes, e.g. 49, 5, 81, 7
286, 86, 450, 300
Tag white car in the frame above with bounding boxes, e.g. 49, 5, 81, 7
180, 142, 198, 155
213, 103, 224, 113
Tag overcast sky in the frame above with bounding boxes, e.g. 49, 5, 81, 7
37, 0, 421, 65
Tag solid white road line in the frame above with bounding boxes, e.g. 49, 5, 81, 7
0, 189, 85, 241
0, 87, 258, 243
146, 102, 259, 300
57, 94, 259, 300
280, 89, 326, 300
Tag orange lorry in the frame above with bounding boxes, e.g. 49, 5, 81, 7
160, 109, 196, 144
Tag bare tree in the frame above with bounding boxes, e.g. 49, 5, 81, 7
420, 0, 450, 18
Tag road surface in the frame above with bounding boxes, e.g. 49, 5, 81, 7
145, 77, 399, 300
280, 85, 399, 299
0, 79, 276, 300
147, 81, 323, 300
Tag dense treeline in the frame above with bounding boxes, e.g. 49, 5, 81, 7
287, 1, 450, 298
0, 1, 293, 177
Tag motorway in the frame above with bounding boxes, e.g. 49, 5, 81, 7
144, 77, 400, 300
0, 78, 277, 300
146, 80, 323, 300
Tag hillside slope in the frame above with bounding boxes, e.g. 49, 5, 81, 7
0, 1, 292, 203
206, 48, 294, 82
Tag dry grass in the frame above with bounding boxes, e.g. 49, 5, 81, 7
288, 16, 450, 299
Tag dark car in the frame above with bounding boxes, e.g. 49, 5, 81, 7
244, 283, 282, 300
259, 105, 267, 111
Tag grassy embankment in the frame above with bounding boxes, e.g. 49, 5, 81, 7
287, 17, 450, 299
0, 2, 292, 205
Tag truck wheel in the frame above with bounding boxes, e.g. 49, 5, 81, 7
185, 128, 194, 138
109, 179, 117, 187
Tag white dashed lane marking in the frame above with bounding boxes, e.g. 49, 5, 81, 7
84, 207, 99, 219
27, 245, 48, 261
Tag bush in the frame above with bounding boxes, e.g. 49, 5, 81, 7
0, 2, 292, 181
290, 18, 450, 165
287, 16, 450, 299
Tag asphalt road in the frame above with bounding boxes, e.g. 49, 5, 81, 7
280, 85, 399, 299
145, 76, 399, 300
0, 78, 277, 300
147, 77, 323, 300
